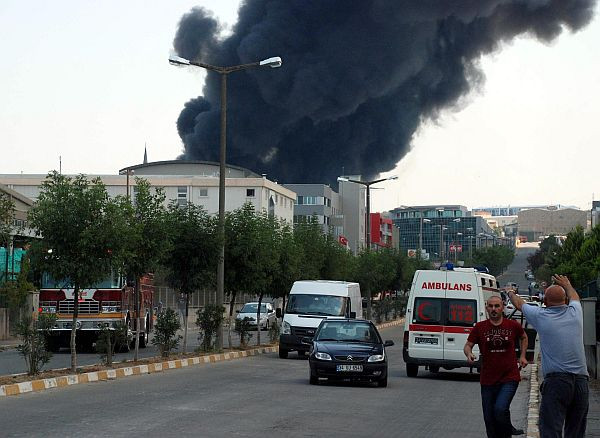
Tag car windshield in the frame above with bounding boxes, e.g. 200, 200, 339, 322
285, 294, 347, 316
240, 303, 267, 313
316, 322, 380, 343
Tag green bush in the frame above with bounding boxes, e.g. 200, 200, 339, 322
16, 313, 57, 375
268, 319, 280, 344
96, 322, 128, 365
234, 317, 253, 348
196, 305, 225, 352
151, 308, 182, 357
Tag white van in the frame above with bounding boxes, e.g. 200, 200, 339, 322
278, 280, 362, 359
402, 267, 500, 376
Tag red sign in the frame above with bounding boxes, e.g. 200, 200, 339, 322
449, 244, 463, 252
421, 282, 472, 291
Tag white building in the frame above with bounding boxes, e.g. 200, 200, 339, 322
0, 161, 296, 223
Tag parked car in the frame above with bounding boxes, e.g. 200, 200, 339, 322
236, 302, 276, 330
307, 319, 393, 387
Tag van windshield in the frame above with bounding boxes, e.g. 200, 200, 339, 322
286, 294, 347, 316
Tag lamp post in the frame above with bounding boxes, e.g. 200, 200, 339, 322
337, 175, 397, 320
169, 54, 282, 350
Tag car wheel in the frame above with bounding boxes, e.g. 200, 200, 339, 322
278, 348, 288, 359
309, 372, 318, 385
377, 376, 388, 387
298, 350, 307, 358
429, 366, 439, 373
264, 321, 269, 331
406, 364, 418, 377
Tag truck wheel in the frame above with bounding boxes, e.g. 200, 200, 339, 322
139, 331, 148, 348
279, 348, 288, 359
406, 364, 418, 377
139, 316, 149, 348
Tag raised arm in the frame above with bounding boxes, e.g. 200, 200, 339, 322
508, 289, 526, 311
552, 274, 580, 302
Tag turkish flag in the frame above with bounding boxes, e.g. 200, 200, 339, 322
338, 235, 349, 246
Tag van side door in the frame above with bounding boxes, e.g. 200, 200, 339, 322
407, 271, 446, 360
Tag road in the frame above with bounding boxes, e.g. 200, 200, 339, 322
497, 242, 539, 291
0, 323, 530, 438
0, 326, 265, 376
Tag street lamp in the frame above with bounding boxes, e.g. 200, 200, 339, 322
169, 53, 282, 350
337, 175, 397, 320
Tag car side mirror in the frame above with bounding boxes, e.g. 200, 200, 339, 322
349, 311, 356, 319
384, 340, 394, 347
276, 308, 282, 318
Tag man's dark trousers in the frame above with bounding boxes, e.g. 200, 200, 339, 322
539, 372, 589, 438
481, 381, 519, 438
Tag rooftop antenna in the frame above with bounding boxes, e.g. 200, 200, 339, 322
59, 156, 62, 174
143, 143, 148, 164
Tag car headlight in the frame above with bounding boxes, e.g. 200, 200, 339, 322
368, 352, 385, 362
282, 321, 291, 334
315, 352, 332, 361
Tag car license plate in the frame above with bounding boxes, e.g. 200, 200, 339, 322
336, 365, 363, 372
415, 337, 438, 345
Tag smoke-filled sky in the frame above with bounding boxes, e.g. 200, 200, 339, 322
1, 0, 599, 212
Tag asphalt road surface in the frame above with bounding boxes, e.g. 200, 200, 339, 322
497, 242, 539, 292
0, 323, 530, 438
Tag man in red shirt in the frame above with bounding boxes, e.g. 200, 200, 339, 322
464, 296, 528, 438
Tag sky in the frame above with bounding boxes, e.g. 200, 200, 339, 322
1, 1, 599, 213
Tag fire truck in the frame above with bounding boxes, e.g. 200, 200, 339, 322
38, 272, 154, 352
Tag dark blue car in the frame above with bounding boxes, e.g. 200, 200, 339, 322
307, 319, 394, 387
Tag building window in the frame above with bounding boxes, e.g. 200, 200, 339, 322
177, 186, 188, 207
198, 188, 208, 197
246, 188, 255, 197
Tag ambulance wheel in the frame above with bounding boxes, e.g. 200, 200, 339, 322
406, 364, 418, 377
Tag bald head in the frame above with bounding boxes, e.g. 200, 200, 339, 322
545, 285, 567, 306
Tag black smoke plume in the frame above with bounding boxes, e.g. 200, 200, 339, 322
173, 0, 596, 185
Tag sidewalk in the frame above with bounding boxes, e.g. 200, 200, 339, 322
530, 366, 599, 436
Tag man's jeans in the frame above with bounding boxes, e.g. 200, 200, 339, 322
481, 381, 519, 438
539, 372, 589, 438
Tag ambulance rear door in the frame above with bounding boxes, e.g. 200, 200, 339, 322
407, 270, 446, 360
443, 271, 478, 362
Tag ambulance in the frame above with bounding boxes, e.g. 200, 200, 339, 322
402, 266, 501, 377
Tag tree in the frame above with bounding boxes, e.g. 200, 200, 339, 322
353, 248, 397, 319
28, 172, 128, 371
163, 202, 219, 352
471, 245, 514, 276
0, 191, 16, 252
122, 178, 170, 361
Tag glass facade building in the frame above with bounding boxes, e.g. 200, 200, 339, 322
389, 205, 500, 261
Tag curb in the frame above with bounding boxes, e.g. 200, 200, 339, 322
0, 318, 406, 398
526, 363, 540, 438
375, 318, 405, 330
0, 346, 277, 398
